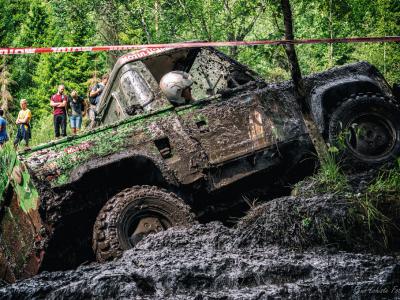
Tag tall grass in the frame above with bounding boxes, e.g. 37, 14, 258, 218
368, 158, 400, 194
30, 114, 60, 146
292, 149, 349, 197
317, 152, 348, 192
314, 150, 349, 194
30, 114, 90, 147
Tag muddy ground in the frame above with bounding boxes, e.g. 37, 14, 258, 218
1, 187, 399, 299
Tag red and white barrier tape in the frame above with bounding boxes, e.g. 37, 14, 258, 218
1, 36, 399, 56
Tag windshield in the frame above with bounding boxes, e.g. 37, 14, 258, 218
143, 48, 255, 102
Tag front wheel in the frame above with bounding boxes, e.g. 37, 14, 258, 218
92, 185, 196, 262
329, 93, 400, 169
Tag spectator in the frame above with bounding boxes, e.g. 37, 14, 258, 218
14, 99, 32, 150
89, 74, 109, 126
50, 85, 67, 138
0, 108, 8, 149
68, 90, 86, 135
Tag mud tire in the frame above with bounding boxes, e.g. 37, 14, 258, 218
92, 185, 195, 262
329, 93, 400, 169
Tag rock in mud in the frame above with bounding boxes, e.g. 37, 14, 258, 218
0, 217, 399, 299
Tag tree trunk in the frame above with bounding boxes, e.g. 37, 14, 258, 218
280, 0, 328, 162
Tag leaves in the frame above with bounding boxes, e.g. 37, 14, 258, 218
0, 0, 399, 131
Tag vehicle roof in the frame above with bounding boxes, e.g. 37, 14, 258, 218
117, 47, 173, 66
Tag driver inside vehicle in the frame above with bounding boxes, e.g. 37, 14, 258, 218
159, 71, 195, 106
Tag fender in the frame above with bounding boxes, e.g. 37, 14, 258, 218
69, 149, 178, 187
309, 75, 383, 133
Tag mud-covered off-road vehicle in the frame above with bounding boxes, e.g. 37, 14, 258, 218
1, 46, 400, 282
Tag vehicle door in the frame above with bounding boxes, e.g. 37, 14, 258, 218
177, 48, 270, 166
98, 59, 208, 185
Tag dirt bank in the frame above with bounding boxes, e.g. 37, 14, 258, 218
0, 203, 399, 299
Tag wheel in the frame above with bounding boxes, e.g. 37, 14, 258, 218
329, 93, 400, 169
92, 185, 196, 262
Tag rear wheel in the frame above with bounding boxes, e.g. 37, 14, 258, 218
92, 185, 195, 262
329, 93, 400, 169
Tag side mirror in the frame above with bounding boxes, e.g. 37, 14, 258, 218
393, 83, 400, 100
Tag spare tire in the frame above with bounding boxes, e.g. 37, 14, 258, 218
92, 185, 196, 262
329, 93, 400, 169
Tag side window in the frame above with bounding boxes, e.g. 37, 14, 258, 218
120, 68, 154, 109
99, 61, 170, 126
102, 92, 125, 125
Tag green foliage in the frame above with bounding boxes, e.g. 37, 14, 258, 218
0, 142, 16, 202
356, 194, 391, 229
29, 113, 92, 147
358, 159, 400, 248
301, 217, 312, 229
0, 60, 15, 111
368, 159, 400, 194
0, 0, 398, 145
317, 150, 349, 194
292, 146, 348, 197
29, 114, 61, 146
348, 192, 397, 249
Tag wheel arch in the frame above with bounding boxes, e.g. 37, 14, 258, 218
310, 75, 384, 136
328, 94, 400, 169
71, 150, 178, 202
38, 151, 178, 272
92, 185, 196, 262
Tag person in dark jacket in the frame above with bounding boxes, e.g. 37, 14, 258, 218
88, 74, 109, 127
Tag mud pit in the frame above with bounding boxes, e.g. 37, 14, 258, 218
3, 45, 399, 287
1, 192, 399, 299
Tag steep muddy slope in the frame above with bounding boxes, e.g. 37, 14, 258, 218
1, 193, 399, 299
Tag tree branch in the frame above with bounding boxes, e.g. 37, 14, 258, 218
237, 1, 267, 40
177, 0, 200, 39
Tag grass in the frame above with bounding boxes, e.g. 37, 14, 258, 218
29, 114, 91, 147
349, 192, 398, 249
6, 114, 71, 149
291, 147, 400, 251
356, 159, 400, 248
29, 115, 58, 147
316, 150, 349, 193
293, 149, 349, 197
367, 158, 400, 194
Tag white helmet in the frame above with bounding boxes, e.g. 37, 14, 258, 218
160, 71, 193, 105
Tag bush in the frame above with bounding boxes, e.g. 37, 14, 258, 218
0, 143, 16, 202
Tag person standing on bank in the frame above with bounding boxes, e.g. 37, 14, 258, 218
14, 99, 32, 150
0, 109, 9, 149
89, 74, 109, 125
68, 90, 86, 135
50, 85, 67, 138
